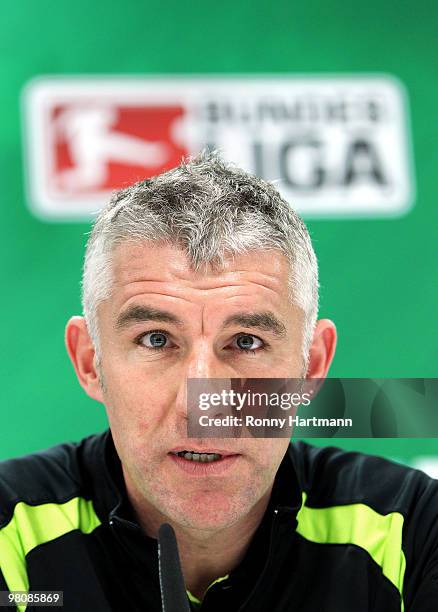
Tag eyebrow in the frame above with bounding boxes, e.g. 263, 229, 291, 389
115, 305, 286, 338
223, 311, 287, 338
115, 305, 184, 330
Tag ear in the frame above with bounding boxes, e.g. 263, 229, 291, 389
65, 316, 104, 403
306, 319, 337, 379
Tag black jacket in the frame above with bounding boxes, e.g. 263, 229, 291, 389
0, 429, 437, 611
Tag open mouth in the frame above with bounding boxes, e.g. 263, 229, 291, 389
170, 450, 223, 463
168, 448, 240, 475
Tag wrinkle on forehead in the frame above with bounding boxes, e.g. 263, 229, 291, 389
98, 243, 297, 340
111, 241, 290, 297
96, 242, 304, 365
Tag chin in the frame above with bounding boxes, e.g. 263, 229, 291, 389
167, 497, 242, 531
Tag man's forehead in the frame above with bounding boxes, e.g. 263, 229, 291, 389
96, 241, 304, 341
111, 240, 291, 287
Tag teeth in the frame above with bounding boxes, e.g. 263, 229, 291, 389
174, 450, 222, 462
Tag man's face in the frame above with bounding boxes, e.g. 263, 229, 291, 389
96, 241, 306, 530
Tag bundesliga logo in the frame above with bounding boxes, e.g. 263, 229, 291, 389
50, 104, 186, 193
22, 76, 415, 220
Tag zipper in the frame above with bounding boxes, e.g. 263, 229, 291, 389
237, 507, 282, 612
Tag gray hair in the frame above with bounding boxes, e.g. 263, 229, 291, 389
82, 150, 319, 364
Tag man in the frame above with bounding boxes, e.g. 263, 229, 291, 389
0, 152, 437, 611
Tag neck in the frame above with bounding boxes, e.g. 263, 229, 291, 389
124, 477, 273, 600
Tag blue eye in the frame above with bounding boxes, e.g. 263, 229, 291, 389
135, 331, 264, 353
139, 331, 170, 349
149, 333, 167, 347
234, 334, 263, 351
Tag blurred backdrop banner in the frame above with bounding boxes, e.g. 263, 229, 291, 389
1, 1, 436, 474
22, 75, 414, 220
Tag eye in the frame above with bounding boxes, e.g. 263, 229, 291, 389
232, 334, 264, 352
137, 330, 174, 350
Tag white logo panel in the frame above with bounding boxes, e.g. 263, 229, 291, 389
22, 75, 415, 220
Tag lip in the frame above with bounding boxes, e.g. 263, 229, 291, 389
169, 447, 240, 457
168, 452, 240, 475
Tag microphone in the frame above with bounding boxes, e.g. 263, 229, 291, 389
158, 523, 191, 612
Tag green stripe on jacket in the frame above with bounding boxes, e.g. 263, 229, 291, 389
0, 498, 101, 611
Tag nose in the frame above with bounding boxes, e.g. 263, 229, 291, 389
174, 342, 236, 422
186, 341, 235, 379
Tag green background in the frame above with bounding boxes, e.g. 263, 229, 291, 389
1, 1, 437, 466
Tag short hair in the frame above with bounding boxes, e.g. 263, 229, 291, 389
82, 150, 319, 364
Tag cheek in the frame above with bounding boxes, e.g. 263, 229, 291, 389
101, 361, 177, 431
268, 350, 304, 378
248, 439, 290, 472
